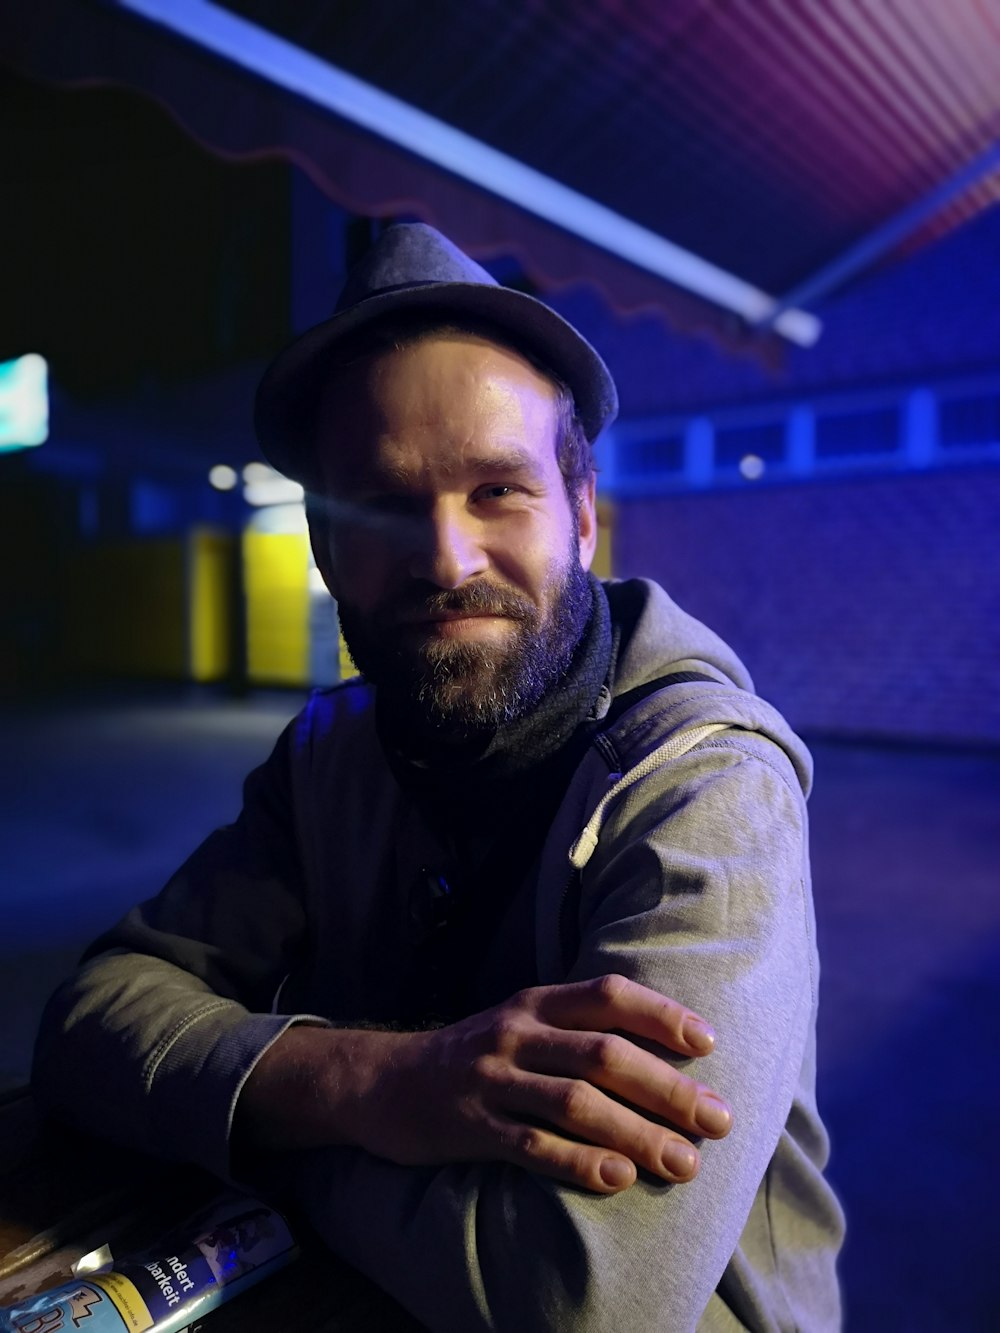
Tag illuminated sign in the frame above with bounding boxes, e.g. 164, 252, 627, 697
0, 353, 49, 451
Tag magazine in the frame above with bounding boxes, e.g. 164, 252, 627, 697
0, 1192, 297, 1333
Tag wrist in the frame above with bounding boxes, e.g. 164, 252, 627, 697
236, 1023, 406, 1151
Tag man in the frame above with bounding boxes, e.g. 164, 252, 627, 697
34, 224, 844, 1330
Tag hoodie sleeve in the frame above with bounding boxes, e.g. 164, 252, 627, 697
31, 718, 329, 1175
279, 731, 829, 1332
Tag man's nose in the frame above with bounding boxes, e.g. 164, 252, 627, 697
406, 507, 488, 588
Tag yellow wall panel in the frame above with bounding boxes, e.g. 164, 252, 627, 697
243, 530, 310, 686
189, 527, 234, 683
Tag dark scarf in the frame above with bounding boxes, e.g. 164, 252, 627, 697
376, 575, 613, 1022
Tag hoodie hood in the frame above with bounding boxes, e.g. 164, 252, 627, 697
605, 577, 755, 694
601, 578, 811, 799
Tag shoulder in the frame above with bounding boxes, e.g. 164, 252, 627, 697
605, 683, 808, 795
598, 577, 811, 799
291, 678, 375, 748
277, 679, 381, 787
604, 577, 756, 695
261, 679, 400, 829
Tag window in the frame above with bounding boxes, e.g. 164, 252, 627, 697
618, 433, 685, 477
815, 408, 899, 458
714, 421, 785, 467
939, 394, 1000, 449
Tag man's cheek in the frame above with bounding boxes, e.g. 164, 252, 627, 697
328, 537, 388, 606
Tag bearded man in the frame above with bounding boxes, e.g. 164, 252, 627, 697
34, 224, 844, 1331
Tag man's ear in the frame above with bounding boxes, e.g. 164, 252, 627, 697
576, 473, 598, 571
307, 503, 340, 599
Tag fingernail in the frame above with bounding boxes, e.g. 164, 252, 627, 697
695, 1094, 732, 1136
663, 1143, 698, 1179
683, 1017, 715, 1051
599, 1158, 634, 1189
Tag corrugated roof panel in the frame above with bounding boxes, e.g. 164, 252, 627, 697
144, 1, 1000, 304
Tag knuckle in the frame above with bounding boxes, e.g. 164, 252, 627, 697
558, 1078, 594, 1121
510, 984, 543, 1012
658, 995, 684, 1025
470, 1052, 503, 1087
665, 1072, 700, 1119
571, 1144, 601, 1183
489, 1013, 524, 1055
592, 1032, 629, 1074
593, 972, 630, 1004
512, 1125, 544, 1159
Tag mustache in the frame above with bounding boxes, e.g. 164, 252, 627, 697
384, 581, 535, 624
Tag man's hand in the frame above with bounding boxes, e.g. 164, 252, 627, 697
238, 975, 731, 1195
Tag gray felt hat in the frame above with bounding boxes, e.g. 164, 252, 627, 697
254, 223, 618, 488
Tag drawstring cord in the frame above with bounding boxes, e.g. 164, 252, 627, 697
568, 723, 729, 871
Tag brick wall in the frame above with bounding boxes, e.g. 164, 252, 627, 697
613, 466, 1000, 745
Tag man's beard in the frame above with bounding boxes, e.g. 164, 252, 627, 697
336, 546, 592, 741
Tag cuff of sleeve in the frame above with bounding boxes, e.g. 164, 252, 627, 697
146, 1006, 330, 1179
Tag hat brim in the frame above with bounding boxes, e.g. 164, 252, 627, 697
254, 280, 618, 489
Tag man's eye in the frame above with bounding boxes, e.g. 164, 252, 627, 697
476, 484, 516, 501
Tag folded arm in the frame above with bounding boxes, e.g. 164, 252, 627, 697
236, 973, 730, 1193
34, 722, 815, 1331
270, 737, 816, 1331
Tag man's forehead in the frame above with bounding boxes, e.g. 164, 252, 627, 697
314, 331, 560, 485
319, 328, 556, 404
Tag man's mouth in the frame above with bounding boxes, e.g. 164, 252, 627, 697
397, 611, 511, 637
403, 610, 505, 624
384, 586, 534, 638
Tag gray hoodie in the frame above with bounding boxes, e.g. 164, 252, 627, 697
33, 579, 844, 1331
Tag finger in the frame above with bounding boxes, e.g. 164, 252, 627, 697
530, 974, 717, 1056
508, 1073, 702, 1184
521, 1028, 732, 1141
489, 1115, 641, 1195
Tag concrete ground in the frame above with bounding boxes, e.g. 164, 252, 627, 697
2, 688, 997, 1330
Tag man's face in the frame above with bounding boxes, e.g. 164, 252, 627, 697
310, 331, 597, 737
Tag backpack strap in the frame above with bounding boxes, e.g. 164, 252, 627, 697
557, 670, 729, 969
598, 670, 720, 730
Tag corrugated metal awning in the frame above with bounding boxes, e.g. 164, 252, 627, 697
4, 0, 1000, 357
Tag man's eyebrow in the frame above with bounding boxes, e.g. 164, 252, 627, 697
365, 447, 547, 488
464, 448, 546, 479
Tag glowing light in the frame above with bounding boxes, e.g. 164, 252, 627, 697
739, 454, 766, 481
0, 353, 48, 451
247, 500, 308, 532
208, 464, 238, 490
242, 461, 305, 508
242, 461, 274, 484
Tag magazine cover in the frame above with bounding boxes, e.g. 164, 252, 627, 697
0, 1192, 298, 1333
